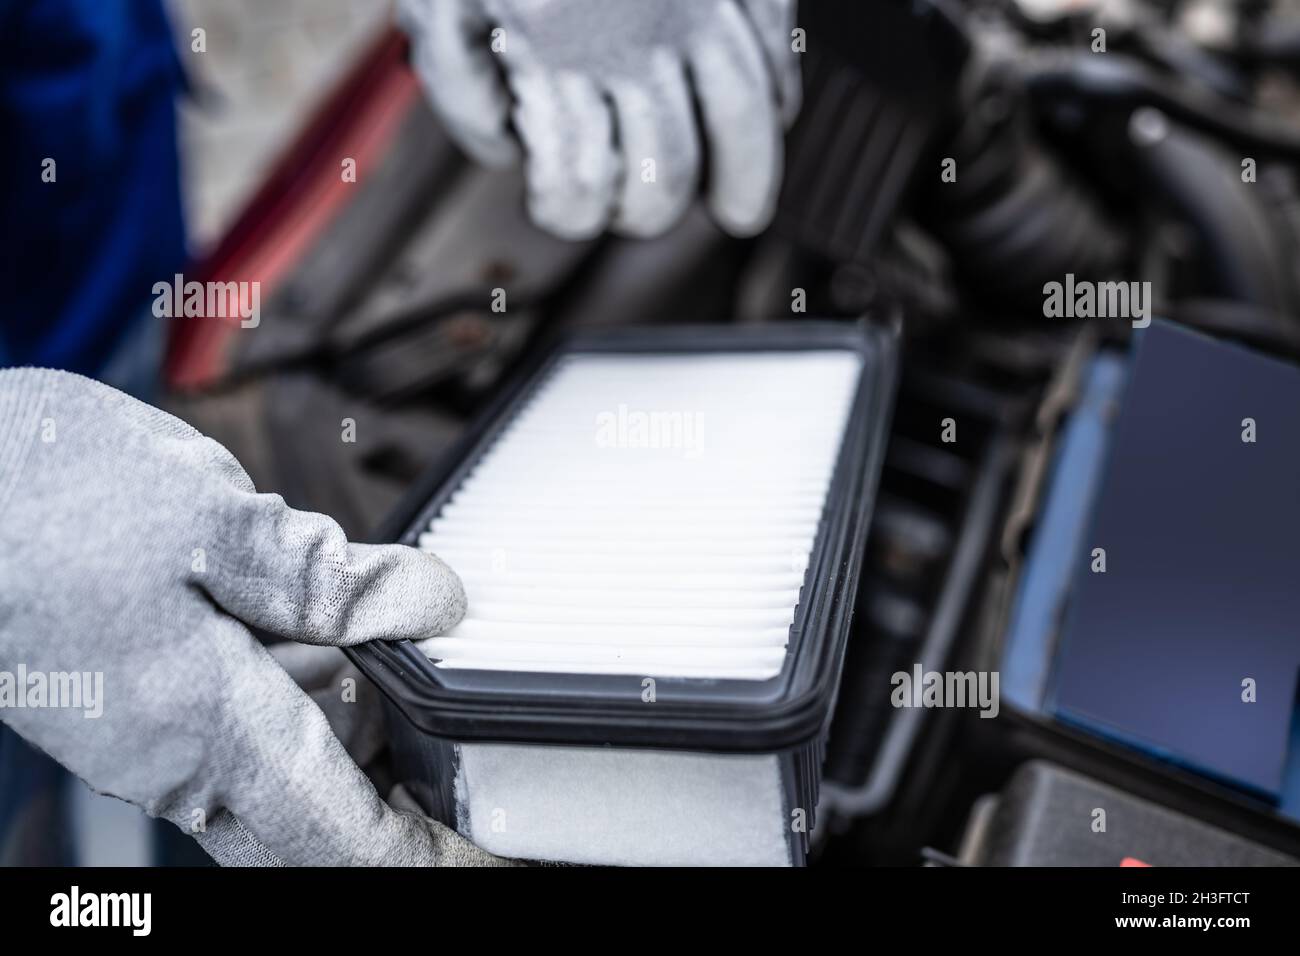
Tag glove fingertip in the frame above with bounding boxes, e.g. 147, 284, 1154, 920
710, 165, 781, 237
528, 192, 610, 241
410, 549, 469, 636
449, 124, 521, 170
779, 68, 803, 129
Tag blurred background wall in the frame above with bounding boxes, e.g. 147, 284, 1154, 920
169, 0, 391, 248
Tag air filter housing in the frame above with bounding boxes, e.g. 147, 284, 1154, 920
350, 322, 898, 865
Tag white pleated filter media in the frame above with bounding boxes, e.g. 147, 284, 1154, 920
412, 348, 865, 866
415, 349, 864, 680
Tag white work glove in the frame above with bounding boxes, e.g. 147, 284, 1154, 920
399, 0, 801, 239
0, 368, 510, 866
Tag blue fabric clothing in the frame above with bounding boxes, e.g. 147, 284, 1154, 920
0, 0, 187, 375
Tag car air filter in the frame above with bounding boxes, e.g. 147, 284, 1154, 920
349, 322, 898, 866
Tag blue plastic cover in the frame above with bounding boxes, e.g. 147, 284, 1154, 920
1001, 352, 1128, 711
1049, 322, 1300, 801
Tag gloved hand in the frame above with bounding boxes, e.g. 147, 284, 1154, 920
399, 0, 801, 239
0, 368, 510, 866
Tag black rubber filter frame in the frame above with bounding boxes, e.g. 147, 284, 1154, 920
346, 320, 900, 753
